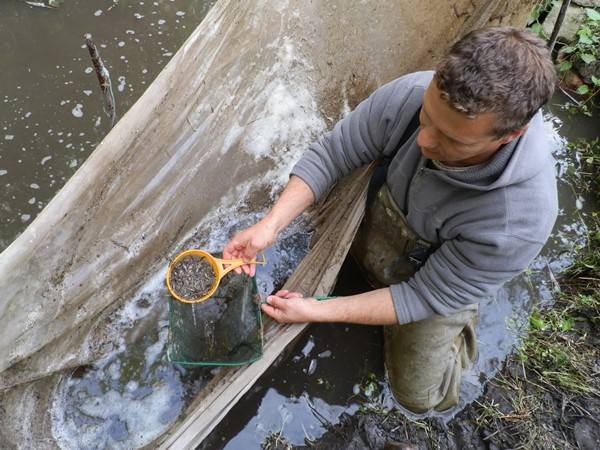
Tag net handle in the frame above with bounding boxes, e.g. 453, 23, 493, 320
216, 252, 267, 277
166, 249, 267, 304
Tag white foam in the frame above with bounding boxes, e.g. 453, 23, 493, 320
239, 37, 325, 192
117, 76, 127, 93
71, 104, 84, 118
144, 327, 168, 367
53, 382, 180, 449
51, 273, 181, 449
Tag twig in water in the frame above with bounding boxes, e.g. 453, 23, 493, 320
546, 261, 561, 293
86, 37, 117, 127
558, 85, 581, 106
23, 0, 62, 8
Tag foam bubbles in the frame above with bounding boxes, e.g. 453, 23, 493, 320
72, 104, 84, 118
117, 76, 127, 93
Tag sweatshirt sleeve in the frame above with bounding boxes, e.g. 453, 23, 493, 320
290, 74, 423, 201
389, 232, 547, 324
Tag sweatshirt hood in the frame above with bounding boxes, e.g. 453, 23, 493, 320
428, 111, 553, 191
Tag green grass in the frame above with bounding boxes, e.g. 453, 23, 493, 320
517, 206, 599, 396
568, 138, 600, 203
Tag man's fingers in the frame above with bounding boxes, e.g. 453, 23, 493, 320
261, 303, 283, 322
224, 239, 241, 255
266, 295, 286, 308
274, 290, 303, 299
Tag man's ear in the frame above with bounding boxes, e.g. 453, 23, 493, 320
499, 124, 529, 145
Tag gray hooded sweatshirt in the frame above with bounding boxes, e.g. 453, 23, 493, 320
291, 71, 558, 325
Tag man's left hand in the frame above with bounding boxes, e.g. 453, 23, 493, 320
261, 290, 319, 323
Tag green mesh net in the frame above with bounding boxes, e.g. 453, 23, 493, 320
167, 264, 263, 366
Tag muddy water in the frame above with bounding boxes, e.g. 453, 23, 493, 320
198, 98, 600, 450
0, 0, 214, 251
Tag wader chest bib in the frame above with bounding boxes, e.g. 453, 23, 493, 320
352, 183, 478, 413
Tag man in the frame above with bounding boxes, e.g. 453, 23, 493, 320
224, 27, 557, 412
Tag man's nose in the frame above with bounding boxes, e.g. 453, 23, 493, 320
416, 126, 438, 149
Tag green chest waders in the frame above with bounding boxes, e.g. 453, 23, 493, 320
351, 109, 479, 413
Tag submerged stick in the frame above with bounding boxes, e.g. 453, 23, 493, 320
23, 0, 62, 8
86, 37, 117, 127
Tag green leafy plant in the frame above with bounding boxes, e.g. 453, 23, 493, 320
528, 0, 557, 38
557, 8, 600, 113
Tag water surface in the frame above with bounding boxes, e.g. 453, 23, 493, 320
0, 0, 214, 251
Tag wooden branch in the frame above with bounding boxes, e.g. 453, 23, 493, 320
86, 37, 117, 127
548, 0, 572, 54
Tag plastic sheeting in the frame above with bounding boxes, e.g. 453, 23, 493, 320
0, 0, 537, 447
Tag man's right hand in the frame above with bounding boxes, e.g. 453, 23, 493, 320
223, 176, 316, 276
223, 219, 279, 276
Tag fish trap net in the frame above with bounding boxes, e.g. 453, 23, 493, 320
167, 253, 263, 366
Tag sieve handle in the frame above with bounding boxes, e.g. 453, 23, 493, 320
216, 252, 267, 277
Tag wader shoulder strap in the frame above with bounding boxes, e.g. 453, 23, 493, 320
367, 107, 421, 204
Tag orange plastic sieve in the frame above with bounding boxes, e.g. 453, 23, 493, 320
166, 249, 266, 304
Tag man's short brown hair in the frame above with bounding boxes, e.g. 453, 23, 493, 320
434, 27, 556, 137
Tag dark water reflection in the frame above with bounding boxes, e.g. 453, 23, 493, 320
0, 0, 214, 251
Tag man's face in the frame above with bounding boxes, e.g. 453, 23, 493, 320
417, 82, 523, 167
